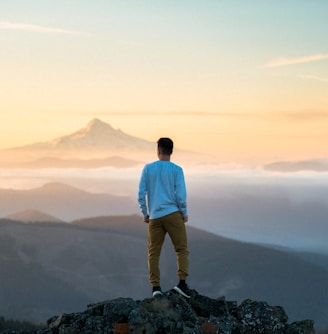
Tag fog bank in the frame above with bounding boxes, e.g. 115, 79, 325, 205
1, 167, 328, 253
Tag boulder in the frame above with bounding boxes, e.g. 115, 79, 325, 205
0, 290, 315, 334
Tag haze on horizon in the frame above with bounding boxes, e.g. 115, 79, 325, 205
1, 0, 328, 253
1, 1, 328, 164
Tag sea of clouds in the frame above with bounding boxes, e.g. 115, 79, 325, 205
1, 166, 328, 253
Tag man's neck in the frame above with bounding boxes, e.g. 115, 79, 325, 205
158, 154, 171, 161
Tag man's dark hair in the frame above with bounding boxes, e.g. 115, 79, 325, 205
157, 137, 173, 155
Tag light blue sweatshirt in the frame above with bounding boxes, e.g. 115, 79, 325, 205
138, 160, 188, 219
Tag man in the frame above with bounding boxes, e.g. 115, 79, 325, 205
138, 137, 191, 298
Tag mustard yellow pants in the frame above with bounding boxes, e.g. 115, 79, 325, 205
148, 211, 189, 287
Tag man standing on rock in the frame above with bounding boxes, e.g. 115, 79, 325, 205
138, 137, 191, 298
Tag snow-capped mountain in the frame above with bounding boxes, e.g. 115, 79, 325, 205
0, 118, 202, 168
0, 119, 160, 166
21, 118, 154, 152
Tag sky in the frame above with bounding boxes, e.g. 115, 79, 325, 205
1, 0, 328, 164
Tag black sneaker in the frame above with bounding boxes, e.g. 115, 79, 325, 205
152, 286, 163, 297
173, 282, 191, 298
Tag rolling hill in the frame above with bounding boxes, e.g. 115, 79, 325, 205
6, 209, 64, 223
0, 182, 137, 221
0, 216, 327, 330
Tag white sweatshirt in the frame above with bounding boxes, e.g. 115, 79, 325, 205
138, 160, 188, 219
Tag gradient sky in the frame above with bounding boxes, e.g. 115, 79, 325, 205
1, 0, 327, 163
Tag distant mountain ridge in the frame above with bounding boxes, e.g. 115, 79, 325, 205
6, 209, 63, 223
0, 216, 327, 330
263, 158, 328, 172
0, 182, 137, 221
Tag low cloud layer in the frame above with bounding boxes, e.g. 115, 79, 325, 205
1, 167, 328, 254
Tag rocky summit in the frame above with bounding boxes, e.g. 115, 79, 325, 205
1, 290, 314, 334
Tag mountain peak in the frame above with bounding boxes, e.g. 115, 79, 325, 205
1, 119, 158, 164
48, 118, 153, 152
86, 118, 115, 132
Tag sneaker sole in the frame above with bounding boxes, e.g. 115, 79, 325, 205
152, 291, 164, 297
173, 286, 190, 298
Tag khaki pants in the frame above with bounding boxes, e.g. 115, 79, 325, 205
148, 211, 189, 287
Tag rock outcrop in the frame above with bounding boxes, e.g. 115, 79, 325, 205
1, 290, 314, 334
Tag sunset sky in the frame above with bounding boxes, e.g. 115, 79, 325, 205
1, 1, 327, 163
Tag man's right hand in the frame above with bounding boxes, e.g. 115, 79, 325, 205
144, 215, 150, 223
